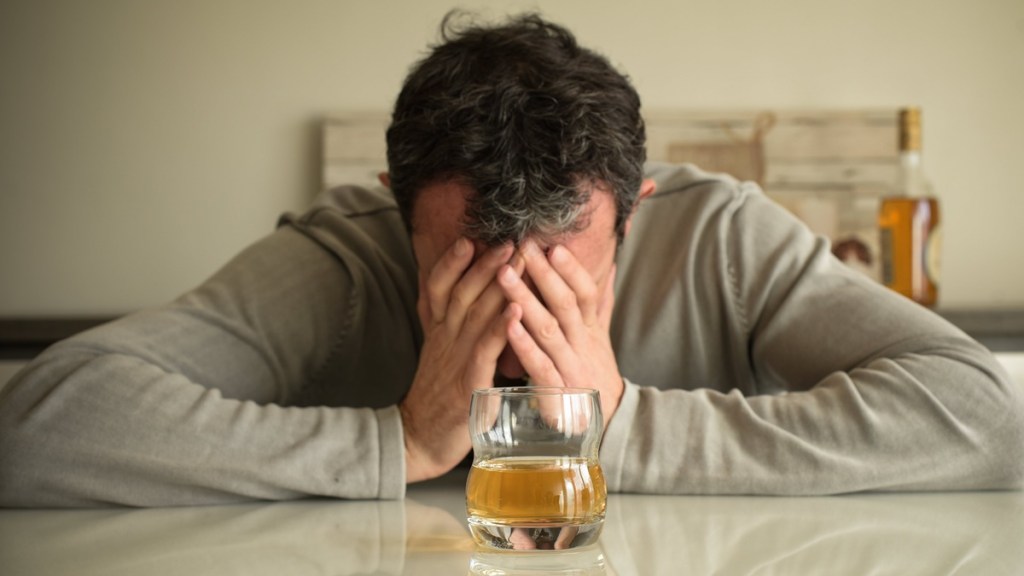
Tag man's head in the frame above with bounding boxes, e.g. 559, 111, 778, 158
385, 12, 647, 246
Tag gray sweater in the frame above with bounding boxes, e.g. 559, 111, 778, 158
2, 163, 1022, 506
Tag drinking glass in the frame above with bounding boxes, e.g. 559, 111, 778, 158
466, 387, 606, 550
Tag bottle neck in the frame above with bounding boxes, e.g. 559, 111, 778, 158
898, 150, 930, 197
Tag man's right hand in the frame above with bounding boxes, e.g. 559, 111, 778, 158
400, 238, 523, 482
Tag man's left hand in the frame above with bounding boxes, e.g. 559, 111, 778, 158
496, 240, 623, 428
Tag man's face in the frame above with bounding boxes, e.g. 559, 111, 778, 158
409, 180, 621, 380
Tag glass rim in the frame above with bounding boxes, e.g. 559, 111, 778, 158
471, 386, 599, 397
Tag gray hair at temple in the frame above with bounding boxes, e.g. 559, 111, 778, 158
385, 11, 647, 245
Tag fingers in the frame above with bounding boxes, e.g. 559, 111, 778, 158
547, 245, 601, 326
496, 240, 593, 385
461, 250, 524, 336
415, 237, 524, 394
503, 303, 565, 387
423, 238, 513, 330
497, 240, 620, 395
498, 262, 576, 371
515, 242, 588, 335
464, 308, 516, 389
460, 255, 527, 387
554, 526, 580, 550
447, 244, 514, 333
498, 239, 603, 346
422, 237, 473, 325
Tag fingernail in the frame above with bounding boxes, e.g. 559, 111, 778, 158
509, 321, 524, 336
500, 265, 518, 284
550, 245, 567, 263
454, 237, 469, 257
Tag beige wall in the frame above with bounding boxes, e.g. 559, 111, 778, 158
1, 0, 1022, 315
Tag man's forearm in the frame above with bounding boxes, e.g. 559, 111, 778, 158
0, 348, 405, 506
601, 352, 1024, 495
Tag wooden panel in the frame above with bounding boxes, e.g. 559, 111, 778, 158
323, 109, 900, 186
322, 113, 389, 163
322, 114, 389, 188
646, 109, 897, 161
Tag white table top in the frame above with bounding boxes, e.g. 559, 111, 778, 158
2, 468, 1022, 575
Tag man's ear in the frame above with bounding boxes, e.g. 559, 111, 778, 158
378, 172, 391, 188
623, 178, 657, 238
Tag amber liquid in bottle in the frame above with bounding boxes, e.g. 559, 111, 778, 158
879, 196, 940, 307
878, 107, 941, 307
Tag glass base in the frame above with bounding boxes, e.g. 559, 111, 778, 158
470, 546, 607, 575
468, 517, 603, 551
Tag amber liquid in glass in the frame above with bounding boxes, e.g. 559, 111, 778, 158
878, 196, 940, 307
467, 457, 606, 524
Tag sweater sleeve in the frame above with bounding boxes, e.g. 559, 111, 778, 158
0, 226, 406, 506
601, 183, 1024, 495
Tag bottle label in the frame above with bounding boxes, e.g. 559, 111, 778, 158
925, 223, 942, 286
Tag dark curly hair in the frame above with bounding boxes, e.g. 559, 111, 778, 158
385, 12, 646, 245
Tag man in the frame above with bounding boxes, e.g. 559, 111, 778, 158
1, 14, 1021, 506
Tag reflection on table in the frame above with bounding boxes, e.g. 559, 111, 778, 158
2, 469, 1021, 575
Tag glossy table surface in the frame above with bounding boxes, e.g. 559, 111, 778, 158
2, 468, 1022, 575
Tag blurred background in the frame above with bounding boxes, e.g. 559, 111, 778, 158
1, 0, 1022, 318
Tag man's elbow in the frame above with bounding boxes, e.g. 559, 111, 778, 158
0, 360, 94, 508
1000, 401, 1024, 488
982, 372, 1024, 489
0, 422, 49, 507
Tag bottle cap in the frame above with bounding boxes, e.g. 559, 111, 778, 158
899, 107, 922, 152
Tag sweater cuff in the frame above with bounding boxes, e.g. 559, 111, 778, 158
599, 378, 640, 493
375, 406, 406, 499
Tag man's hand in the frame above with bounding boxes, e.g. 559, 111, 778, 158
400, 238, 523, 483
496, 240, 624, 428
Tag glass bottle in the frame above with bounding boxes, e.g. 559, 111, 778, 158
878, 107, 941, 307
